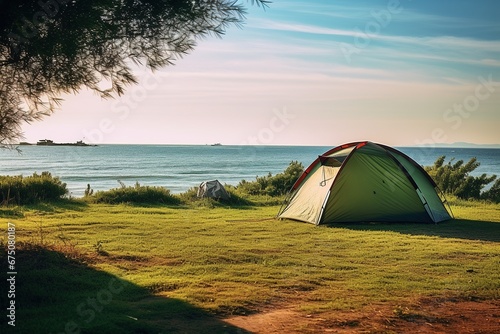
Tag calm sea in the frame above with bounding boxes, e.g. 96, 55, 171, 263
0, 145, 499, 197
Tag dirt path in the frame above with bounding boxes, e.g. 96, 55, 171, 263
225, 298, 500, 333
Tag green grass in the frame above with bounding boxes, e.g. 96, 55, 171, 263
1, 198, 499, 333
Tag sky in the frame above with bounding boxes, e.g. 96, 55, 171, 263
22, 0, 500, 147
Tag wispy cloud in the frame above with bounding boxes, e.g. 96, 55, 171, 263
254, 18, 500, 51
248, 18, 500, 74
250, 19, 358, 37
268, 1, 382, 19
381, 35, 500, 52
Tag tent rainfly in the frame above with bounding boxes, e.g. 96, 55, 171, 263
277, 141, 452, 225
197, 180, 230, 200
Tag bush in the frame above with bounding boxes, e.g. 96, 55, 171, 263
237, 161, 304, 197
178, 186, 199, 203
90, 183, 180, 205
481, 179, 500, 203
178, 185, 253, 207
0, 172, 67, 205
425, 156, 497, 202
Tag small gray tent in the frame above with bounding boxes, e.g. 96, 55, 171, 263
278, 141, 452, 225
197, 180, 230, 200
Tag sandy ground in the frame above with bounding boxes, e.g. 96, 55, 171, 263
224, 298, 500, 333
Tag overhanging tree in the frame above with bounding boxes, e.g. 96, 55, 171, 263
0, 0, 269, 147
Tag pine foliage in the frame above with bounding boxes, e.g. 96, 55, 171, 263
425, 156, 498, 202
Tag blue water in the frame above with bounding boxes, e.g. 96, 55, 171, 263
0, 145, 499, 197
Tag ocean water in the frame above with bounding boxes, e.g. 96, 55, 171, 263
0, 144, 499, 197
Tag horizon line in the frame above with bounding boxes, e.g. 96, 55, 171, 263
15, 141, 500, 148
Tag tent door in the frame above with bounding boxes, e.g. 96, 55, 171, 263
317, 189, 332, 225
416, 188, 435, 223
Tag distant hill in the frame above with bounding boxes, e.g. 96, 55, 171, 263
413, 142, 500, 149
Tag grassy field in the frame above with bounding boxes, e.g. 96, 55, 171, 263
1, 198, 499, 333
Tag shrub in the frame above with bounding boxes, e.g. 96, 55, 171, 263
237, 161, 304, 197
0, 172, 67, 205
425, 156, 497, 201
178, 186, 199, 203
84, 184, 94, 197
90, 183, 180, 205
178, 185, 253, 207
481, 179, 500, 203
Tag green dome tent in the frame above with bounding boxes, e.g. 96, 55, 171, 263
277, 141, 452, 225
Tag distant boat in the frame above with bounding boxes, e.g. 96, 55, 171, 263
74, 140, 96, 147
36, 139, 97, 147
37, 139, 54, 145
211, 143, 222, 146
